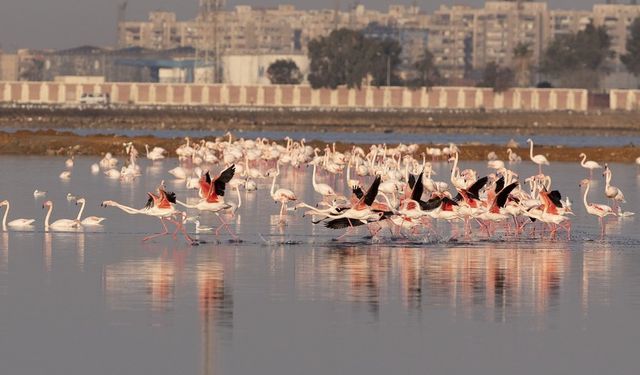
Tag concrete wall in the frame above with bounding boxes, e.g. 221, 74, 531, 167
610, 90, 640, 110
0, 81, 589, 111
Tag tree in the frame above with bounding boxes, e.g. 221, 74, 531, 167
368, 38, 403, 87
477, 62, 514, 92
621, 17, 640, 76
539, 23, 614, 88
266, 59, 302, 84
307, 28, 402, 89
512, 42, 533, 87
407, 48, 441, 88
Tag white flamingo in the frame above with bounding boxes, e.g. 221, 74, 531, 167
526, 139, 549, 174
579, 153, 602, 179
580, 179, 616, 236
1, 200, 35, 230
75, 198, 106, 226
43, 200, 81, 230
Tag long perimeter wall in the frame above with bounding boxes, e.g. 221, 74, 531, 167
0, 81, 590, 111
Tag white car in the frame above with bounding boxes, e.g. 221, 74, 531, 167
79, 93, 110, 106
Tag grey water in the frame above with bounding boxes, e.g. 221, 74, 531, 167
1, 156, 640, 375
6, 126, 640, 147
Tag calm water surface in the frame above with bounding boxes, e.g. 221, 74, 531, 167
1, 156, 639, 374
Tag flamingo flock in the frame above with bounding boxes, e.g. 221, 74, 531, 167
0, 135, 636, 243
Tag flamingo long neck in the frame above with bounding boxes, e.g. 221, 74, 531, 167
235, 186, 242, 209
76, 200, 86, 221
580, 154, 587, 167
271, 174, 277, 197
2, 202, 8, 230
450, 153, 459, 184
44, 204, 53, 228
145, 145, 150, 157
312, 163, 319, 189
111, 202, 143, 215
583, 183, 590, 209
529, 141, 535, 160
605, 170, 612, 188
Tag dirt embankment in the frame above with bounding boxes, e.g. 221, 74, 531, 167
1, 106, 640, 136
1, 129, 638, 163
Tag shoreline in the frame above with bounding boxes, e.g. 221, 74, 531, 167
1, 105, 640, 137
1, 129, 639, 163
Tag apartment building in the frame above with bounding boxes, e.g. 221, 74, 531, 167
110, 2, 640, 85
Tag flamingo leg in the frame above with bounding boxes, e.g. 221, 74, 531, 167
166, 215, 196, 245
215, 213, 238, 239
143, 218, 170, 242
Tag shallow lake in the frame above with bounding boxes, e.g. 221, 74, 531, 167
0, 156, 639, 374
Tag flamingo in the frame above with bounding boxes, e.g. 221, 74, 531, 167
101, 186, 195, 245
0, 200, 35, 230
176, 165, 238, 238
526, 139, 549, 174
312, 163, 335, 200
580, 179, 616, 236
603, 164, 632, 216
43, 200, 81, 230
270, 165, 297, 225
59, 171, 71, 180
75, 198, 106, 226
145, 144, 166, 161
33, 190, 47, 198
65, 157, 74, 169
90, 163, 100, 174
579, 153, 602, 179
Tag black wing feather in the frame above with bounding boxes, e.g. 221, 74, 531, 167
214, 165, 235, 197
410, 172, 424, 202
548, 190, 563, 208
408, 174, 416, 190
419, 196, 442, 211
363, 175, 381, 206
144, 193, 154, 209
352, 186, 364, 199
495, 176, 505, 194
164, 190, 177, 204
495, 182, 518, 208
204, 171, 211, 184
467, 176, 488, 200
325, 218, 366, 229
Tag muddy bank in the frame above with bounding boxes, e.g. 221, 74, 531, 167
1, 106, 640, 136
1, 129, 638, 163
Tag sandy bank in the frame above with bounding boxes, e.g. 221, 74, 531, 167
1, 129, 638, 163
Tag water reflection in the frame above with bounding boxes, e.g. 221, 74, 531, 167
103, 252, 177, 312
582, 242, 612, 316
293, 243, 573, 323
198, 259, 232, 375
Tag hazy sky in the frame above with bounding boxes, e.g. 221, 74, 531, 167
0, 0, 602, 51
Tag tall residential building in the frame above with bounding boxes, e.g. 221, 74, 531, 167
113, 2, 640, 84
428, 5, 476, 81
473, 2, 549, 71
592, 4, 640, 65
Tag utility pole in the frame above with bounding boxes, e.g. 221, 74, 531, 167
116, 1, 128, 48
195, 0, 224, 83
387, 55, 391, 86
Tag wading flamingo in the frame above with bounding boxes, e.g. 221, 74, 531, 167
43, 200, 81, 230
526, 139, 549, 174
75, 198, 106, 226
0, 200, 35, 230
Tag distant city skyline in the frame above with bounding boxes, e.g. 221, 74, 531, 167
0, 0, 608, 50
